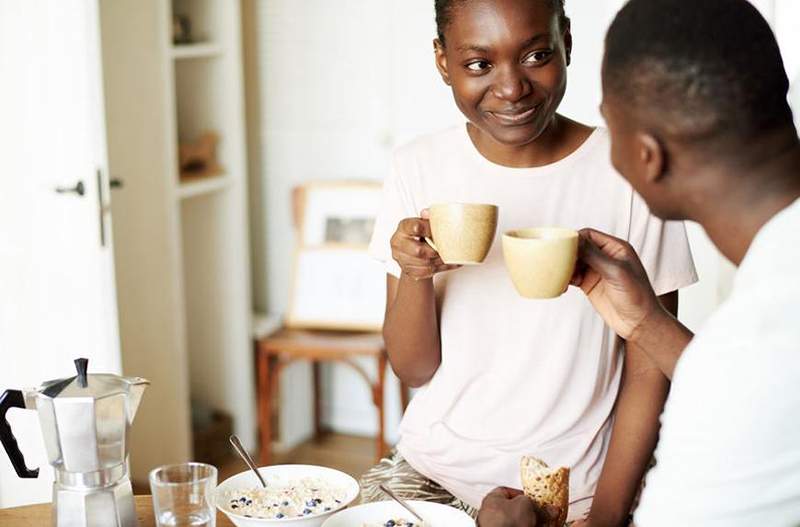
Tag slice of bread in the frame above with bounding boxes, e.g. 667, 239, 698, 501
520, 456, 569, 527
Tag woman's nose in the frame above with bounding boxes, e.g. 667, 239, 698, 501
491, 65, 532, 102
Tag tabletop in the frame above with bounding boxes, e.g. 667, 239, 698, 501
0, 495, 235, 527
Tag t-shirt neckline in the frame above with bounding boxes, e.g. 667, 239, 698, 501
459, 122, 603, 176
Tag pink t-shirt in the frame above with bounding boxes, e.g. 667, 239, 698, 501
368, 124, 698, 520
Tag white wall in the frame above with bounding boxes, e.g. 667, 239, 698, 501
246, 0, 800, 449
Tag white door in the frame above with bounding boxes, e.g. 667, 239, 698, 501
0, 0, 121, 508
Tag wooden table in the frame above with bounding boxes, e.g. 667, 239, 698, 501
0, 495, 235, 526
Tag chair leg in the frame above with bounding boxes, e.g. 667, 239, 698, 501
257, 345, 273, 466
400, 382, 411, 412
313, 361, 323, 439
375, 353, 388, 462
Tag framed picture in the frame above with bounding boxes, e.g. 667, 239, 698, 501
286, 181, 386, 331
297, 181, 382, 247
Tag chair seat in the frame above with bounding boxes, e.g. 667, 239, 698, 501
258, 328, 384, 360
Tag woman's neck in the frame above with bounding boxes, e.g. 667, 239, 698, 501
467, 114, 593, 168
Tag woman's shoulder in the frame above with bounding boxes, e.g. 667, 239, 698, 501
392, 124, 467, 162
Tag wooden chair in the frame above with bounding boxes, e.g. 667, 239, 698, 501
254, 183, 410, 466
255, 329, 410, 465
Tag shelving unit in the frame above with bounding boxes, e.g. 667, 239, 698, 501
99, 0, 256, 482
171, 43, 223, 60
177, 174, 232, 200
167, 0, 255, 453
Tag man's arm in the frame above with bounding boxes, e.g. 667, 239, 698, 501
572, 228, 694, 379
582, 292, 676, 527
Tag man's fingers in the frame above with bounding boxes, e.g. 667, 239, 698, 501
485, 486, 524, 500
579, 228, 634, 260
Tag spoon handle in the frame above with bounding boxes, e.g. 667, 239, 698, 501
229, 434, 268, 488
379, 484, 426, 523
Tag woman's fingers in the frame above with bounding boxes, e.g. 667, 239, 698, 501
398, 217, 432, 238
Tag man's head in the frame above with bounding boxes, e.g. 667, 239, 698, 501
601, 0, 796, 219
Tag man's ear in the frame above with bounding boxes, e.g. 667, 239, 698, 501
637, 132, 666, 183
434, 38, 451, 86
562, 20, 572, 66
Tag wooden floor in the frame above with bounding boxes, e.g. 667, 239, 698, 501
219, 433, 377, 482
133, 433, 376, 494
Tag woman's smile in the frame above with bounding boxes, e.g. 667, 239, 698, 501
485, 104, 540, 126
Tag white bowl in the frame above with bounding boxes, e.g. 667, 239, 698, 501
322, 500, 475, 526
215, 464, 360, 527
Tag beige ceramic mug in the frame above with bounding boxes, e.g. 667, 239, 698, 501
502, 227, 579, 298
427, 203, 499, 265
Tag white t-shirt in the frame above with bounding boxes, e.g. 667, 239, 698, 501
635, 198, 800, 527
368, 124, 698, 520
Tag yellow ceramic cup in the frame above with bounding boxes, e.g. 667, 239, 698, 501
502, 227, 579, 298
427, 203, 499, 265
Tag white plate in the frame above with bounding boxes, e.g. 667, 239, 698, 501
215, 464, 360, 527
322, 500, 475, 527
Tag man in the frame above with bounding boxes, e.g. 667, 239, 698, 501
478, 0, 800, 525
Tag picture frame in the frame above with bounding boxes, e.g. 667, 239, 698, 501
286, 181, 386, 331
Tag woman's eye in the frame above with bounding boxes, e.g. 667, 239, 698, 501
465, 60, 491, 72
523, 50, 553, 65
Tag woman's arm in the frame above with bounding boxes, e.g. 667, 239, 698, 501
581, 291, 677, 527
383, 274, 442, 387
382, 215, 459, 387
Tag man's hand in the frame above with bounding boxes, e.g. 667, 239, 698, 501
570, 228, 665, 340
477, 487, 559, 527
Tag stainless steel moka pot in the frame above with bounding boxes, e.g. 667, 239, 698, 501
0, 358, 149, 526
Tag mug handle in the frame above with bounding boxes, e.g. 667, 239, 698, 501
0, 390, 39, 478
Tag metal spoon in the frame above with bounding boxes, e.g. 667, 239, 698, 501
379, 483, 426, 524
229, 434, 267, 488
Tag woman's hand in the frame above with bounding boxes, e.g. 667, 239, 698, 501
570, 228, 665, 341
390, 211, 460, 280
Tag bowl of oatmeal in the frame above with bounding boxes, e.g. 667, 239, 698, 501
321, 500, 475, 527
215, 464, 360, 527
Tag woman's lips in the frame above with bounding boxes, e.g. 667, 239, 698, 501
486, 105, 539, 126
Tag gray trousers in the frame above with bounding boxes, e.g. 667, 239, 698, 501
359, 449, 479, 519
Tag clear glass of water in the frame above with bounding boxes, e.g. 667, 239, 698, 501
149, 462, 218, 527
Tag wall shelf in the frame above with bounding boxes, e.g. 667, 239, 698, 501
177, 175, 231, 199
171, 43, 223, 60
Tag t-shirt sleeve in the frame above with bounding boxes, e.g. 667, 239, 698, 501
627, 191, 698, 296
368, 152, 417, 278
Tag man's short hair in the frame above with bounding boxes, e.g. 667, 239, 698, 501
603, 0, 793, 142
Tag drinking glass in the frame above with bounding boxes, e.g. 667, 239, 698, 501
150, 462, 217, 527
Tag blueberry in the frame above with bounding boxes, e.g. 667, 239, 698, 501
385, 521, 396, 527
231, 504, 238, 509
282, 501, 289, 506
303, 508, 312, 515
276, 513, 285, 519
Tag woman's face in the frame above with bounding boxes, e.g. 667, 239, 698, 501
435, 0, 571, 147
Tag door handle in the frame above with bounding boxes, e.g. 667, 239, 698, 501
55, 181, 85, 196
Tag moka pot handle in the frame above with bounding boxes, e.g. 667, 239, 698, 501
0, 390, 39, 478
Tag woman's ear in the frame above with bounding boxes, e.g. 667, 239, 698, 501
434, 38, 451, 86
563, 21, 573, 67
